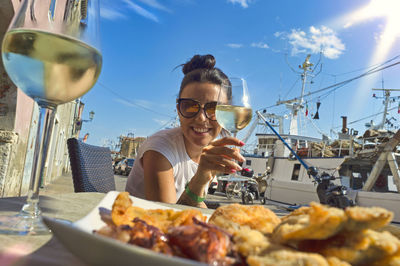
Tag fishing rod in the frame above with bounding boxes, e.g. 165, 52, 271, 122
256, 111, 355, 208
255, 111, 318, 178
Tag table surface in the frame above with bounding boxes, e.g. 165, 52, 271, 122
0, 193, 105, 266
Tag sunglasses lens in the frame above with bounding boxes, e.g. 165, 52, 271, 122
180, 99, 199, 117
205, 102, 217, 120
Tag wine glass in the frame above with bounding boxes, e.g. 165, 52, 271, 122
216, 78, 252, 138
216, 77, 252, 187
0, 0, 102, 235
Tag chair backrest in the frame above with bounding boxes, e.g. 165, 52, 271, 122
67, 138, 116, 193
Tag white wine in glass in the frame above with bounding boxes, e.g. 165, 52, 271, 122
0, 0, 102, 235
216, 78, 252, 137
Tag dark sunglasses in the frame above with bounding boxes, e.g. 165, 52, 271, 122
176, 98, 217, 121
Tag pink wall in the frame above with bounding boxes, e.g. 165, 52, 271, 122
14, 89, 34, 137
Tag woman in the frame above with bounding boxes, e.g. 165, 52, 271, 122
125, 54, 245, 208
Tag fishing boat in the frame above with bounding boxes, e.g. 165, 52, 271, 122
241, 56, 400, 223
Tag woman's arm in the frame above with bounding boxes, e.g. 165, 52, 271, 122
142, 150, 176, 203
143, 150, 207, 207
176, 173, 208, 208
177, 137, 245, 208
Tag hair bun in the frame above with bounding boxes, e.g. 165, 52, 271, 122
182, 54, 216, 75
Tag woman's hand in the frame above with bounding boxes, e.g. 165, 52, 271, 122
177, 137, 245, 208
194, 136, 246, 186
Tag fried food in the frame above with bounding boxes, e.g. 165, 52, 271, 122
110, 192, 206, 232
326, 256, 351, 266
98, 192, 400, 266
208, 203, 281, 235
272, 202, 347, 244
232, 227, 274, 257
297, 229, 400, 265
371, 252, 400, 266
247, 249, 330, 266
168, 218, 235, 265
344, 205, 393, 231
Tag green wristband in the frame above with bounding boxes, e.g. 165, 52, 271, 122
185, 185, 205, 203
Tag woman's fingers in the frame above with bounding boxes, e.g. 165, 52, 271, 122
202, 145, 245, 162
199, 154, 242, 173
210, 136, 244, 147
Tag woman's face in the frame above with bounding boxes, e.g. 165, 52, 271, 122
178, 82, 225, 150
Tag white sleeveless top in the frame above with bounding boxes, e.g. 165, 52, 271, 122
125, 127, 200, 200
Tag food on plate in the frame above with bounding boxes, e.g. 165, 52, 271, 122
344, 205, 393, 231
370, 252, 400, 266
168, 218, 237, 264
297, 229, 400, 265
208, 203, 281, 234
246, 249, 332, 266
110, 192, 206, 232
272, 202, 347, 243
96, 192, 242, 264
94, 193, 400, 266
232, 227, 274, 257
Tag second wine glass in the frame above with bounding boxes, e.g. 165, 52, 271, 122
215, 77, 252, 138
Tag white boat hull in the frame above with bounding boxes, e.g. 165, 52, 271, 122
245, 156, 400, 223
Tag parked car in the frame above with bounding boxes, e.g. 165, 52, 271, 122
114, 158, 135, 176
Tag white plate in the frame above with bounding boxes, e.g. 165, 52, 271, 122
43, 191, 208, 266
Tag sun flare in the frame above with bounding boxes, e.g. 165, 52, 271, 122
338, 0, 400, 116
344, 0, 400, 62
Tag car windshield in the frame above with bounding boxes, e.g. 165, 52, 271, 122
127, 159, 135, 166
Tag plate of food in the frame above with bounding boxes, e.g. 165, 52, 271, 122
43, 191, 209, 266
44, 191, 400, 266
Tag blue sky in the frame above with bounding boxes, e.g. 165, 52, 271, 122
80, 0, 400, 148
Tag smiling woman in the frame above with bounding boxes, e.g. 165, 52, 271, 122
125, 54, 245, 208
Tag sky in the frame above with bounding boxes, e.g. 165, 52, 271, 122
80, 0, 400, 149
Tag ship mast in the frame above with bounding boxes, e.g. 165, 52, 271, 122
368, 88, 400, 130
276, 54, 315, 135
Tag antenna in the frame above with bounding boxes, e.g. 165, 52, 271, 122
369, 88, 400, 130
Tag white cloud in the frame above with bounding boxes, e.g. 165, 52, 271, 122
113, 98, 153, 109
251, 42, 269, 49
227, 43, 243, 48
275, 26, 345, 59
101, 0, 162, 22
227, 0, 252, 8
123, 0, 159, 22
153, 118, 171, 126
100, 7, 127, 20
138, 0, 172, 12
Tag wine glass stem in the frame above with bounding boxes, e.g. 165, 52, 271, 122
20, 105, 56, 217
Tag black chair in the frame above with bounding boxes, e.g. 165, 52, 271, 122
67, 138, 116, 193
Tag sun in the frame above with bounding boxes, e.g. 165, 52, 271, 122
335, 0, 400, 117
343, 0, 400, 61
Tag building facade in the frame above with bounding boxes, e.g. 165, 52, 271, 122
119, 136, 146, 159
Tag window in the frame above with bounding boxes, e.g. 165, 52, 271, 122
246, 160, 252, 166
291, 164, 301, 181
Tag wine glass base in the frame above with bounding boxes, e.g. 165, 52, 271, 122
0, 213, 51, 235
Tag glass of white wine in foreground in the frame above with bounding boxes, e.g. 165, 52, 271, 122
0, 0, 102, 235
216, 78, 252, 138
